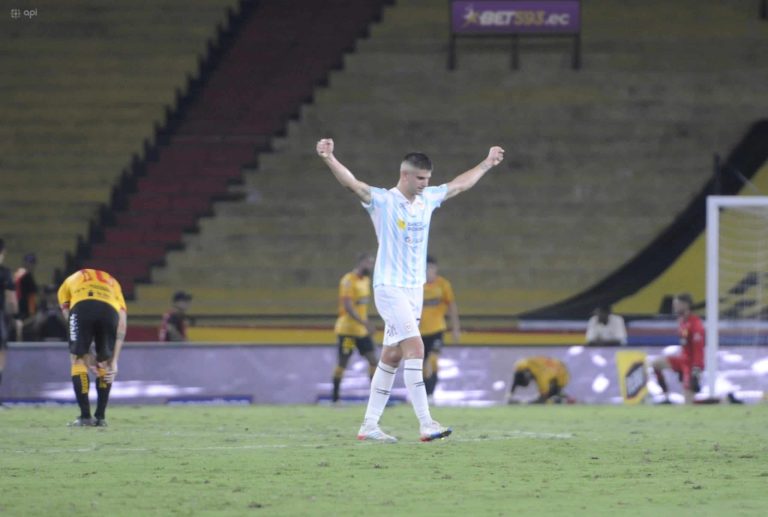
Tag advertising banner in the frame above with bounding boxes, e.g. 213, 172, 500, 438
451, 1, 581, 34
2, 343, 766, 406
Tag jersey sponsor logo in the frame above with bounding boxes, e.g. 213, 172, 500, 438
405, 235, 424, 245
397, 218, 406, 230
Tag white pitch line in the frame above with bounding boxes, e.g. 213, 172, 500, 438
2, 430, 573, 455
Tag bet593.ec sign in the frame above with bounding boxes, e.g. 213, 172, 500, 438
451, 1, 580, 33
448, 0, 582, 69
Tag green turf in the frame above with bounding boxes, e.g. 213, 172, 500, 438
1, 405, 766, 516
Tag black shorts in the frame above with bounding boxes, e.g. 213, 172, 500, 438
423, 332, 444, 356
337, 335, 374, 359
68, 300, 119, 362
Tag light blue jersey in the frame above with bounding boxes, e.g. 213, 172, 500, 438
362, 185, 448, 288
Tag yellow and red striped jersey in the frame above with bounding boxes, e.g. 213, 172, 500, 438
58, 269, 127, 314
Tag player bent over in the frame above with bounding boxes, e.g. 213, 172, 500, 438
318, 137, 504, 442
650, 293, 703, 404
332, 253, 378, 403
58, 269, 127, 426
508, 356, 572, 404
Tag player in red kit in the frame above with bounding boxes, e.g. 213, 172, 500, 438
651, 293, 704, 404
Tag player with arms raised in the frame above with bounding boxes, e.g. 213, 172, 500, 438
317, 138, 504, 442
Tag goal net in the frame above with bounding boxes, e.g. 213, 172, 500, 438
706, 196, 768, 398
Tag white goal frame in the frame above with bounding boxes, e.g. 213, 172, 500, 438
706, 195, 768, 396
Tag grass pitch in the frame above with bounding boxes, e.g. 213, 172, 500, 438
1, 404, 766, 516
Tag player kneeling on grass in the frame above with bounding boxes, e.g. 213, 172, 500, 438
508, 357, 573, 404
58, 269, 127, 427
650, 293, 704, 404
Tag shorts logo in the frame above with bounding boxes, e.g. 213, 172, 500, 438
69, 314, 79, 342
386, 325, 397, 337
404, 322, 413, 332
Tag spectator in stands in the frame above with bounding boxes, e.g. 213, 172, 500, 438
159, 291, 193, 342
585, 305, 627, 347
508, 356, 572, 404
0, 239, 19, 401
13, 252, 38, 341
420, 255, 461, 402
650, 293, 704, 404
30, 285, 68, 341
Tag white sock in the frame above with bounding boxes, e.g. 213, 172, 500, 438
404, 358, 432, 427
362, 361, 397, 427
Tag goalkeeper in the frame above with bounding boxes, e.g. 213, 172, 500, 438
508, 356, 572, 404
650, 293, 704, 404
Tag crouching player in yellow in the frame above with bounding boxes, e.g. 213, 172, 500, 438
420, 256, 460, 401
58, 269, 127, 426
331, 253, 378, 403
508, 356, 572, 404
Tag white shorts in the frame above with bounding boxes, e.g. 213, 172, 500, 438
374, 285, 423, 347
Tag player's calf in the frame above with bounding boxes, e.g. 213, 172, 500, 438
70, 361, 91, 421
94, 366, 112, 422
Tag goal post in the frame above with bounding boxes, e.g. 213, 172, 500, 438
706, 195, 768, 397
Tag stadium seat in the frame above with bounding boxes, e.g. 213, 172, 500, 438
0, 0, 239, 285
132, 0, 768, 316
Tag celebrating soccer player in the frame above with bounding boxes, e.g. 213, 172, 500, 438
317, 138, 504, 442
58, 269, 127, 426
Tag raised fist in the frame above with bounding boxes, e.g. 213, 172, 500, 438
316, 138, 334, 158
486, 146, 505, 167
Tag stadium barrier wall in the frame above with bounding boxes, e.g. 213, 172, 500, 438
2, 343, 765, 405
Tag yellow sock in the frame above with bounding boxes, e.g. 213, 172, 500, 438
71, 364, 89, 394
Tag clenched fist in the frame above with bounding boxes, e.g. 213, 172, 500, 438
485, 146, 505, 167
316, 138, 334, 158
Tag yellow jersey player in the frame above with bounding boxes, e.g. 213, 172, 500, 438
331, 253, 378, 403
420, 255, 460, 400
58, 269, 127, 426
509, 356, 572, 404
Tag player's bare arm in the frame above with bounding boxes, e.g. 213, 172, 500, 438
105, 309, 127, 383
449, 301, 461, 343
343, 297, 376, 335
316, 138, 372, 204
445, 146, 505, 200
